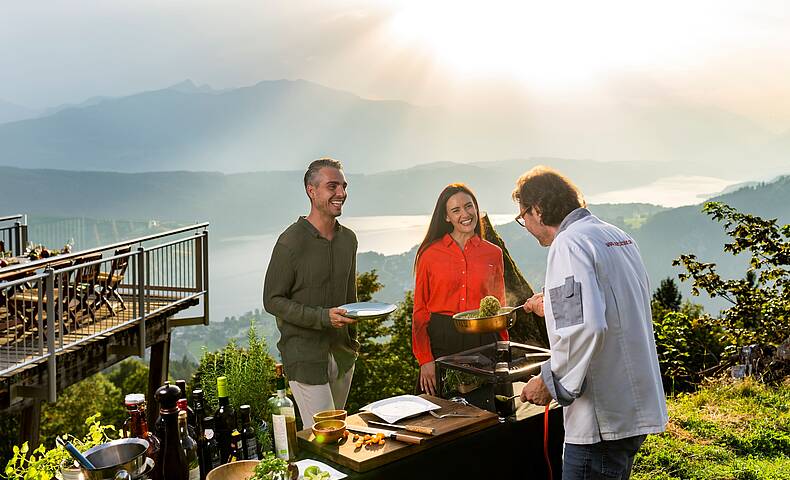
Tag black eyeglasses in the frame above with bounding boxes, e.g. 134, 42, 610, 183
515, 211, 527, 228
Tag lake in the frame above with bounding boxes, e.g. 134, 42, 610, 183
208, 214, 515, 321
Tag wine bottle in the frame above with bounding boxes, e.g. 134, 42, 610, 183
176, 380, 197, 428
154, 383, 189, 480
198, 416, 221, 480
179, 410, 200, 480
267, 364, 298, 461
239, 405, 259, 460
214, 376, 236, 464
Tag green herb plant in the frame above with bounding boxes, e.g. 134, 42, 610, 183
3, 413, 116, 480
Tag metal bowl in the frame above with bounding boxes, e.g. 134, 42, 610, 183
452, 307, 518, 334
80, 438, 149, 480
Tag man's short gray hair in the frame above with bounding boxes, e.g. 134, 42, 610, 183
304, 158, 344, 189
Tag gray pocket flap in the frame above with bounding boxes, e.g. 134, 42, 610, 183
563, 276, 576, 298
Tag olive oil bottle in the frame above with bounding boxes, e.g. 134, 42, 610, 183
266, 364, 297, 460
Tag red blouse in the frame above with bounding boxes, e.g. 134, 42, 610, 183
412, 234, 508, 365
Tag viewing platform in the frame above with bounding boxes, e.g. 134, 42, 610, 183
0, 217, 209, 445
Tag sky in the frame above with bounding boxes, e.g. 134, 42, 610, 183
3, 0, 790, 132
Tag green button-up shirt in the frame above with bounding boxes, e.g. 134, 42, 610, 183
263, 217, 359, 384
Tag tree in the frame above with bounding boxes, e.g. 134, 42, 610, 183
39, 373, 125, 448
346, 272, 419, 413
106, 358, 149, 398
674, 202, 790, 360
653, 277, 682, 311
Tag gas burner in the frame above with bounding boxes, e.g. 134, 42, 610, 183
435, 341, 550, 417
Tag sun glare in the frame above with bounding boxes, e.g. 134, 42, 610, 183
385, 1, 720, 90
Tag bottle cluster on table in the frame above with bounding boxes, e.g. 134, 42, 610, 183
121, 369, 301, 479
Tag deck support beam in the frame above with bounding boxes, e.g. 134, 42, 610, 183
18, 399, 41, 449
146, 335, 171, 429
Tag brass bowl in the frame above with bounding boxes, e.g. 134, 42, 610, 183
313, 409, 347, 424
452, 307, 518, 334
206, 460, 258, 480
311, 419, 347, 444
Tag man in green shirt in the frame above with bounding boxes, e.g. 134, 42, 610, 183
263, 158, 359, 426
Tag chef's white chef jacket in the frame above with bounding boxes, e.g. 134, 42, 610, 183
540, 208, 668, 444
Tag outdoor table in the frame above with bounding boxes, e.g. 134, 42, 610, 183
298, 384, 564, 479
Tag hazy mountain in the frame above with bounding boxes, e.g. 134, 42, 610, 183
0, 99, 39, 124
0, 159, 692, 238
0, 79, 786, 176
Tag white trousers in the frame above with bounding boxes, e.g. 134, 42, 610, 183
289, 353, 354, 429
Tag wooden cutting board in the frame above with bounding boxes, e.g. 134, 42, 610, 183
297, 395, 499, 472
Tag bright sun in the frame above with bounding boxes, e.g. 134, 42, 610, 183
385, 1, 713, 89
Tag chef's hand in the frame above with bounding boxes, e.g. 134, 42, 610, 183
328, 308, 357, 328
419, 361, 437, 396
520, 375, 553, 406
522, 293, 545, 317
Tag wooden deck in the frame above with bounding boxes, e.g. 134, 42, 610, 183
0, 292, 188, 377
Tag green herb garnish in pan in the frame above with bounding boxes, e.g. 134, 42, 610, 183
478, 296, 501, 317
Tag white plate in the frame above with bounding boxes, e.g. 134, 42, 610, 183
295, 458, 347, 479
360, 394, 441, 424
338, 302, 397, 320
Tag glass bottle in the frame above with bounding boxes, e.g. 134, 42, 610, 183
198, 416, 222, 480
179, 410, 200, 480
192, 389, 205, 440
122, 394, 161, 460
228, 429, 243, 463
267, 364, 298, 461
214, 376, 236, 464
178, 398, 198, 440
154, 383, 189, 480
239, 405, 259, 460
176, 380, 197, 427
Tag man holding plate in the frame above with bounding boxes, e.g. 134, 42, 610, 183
264, 158, 359, 425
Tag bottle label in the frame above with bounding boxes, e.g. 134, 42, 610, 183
204, 428, 214, 440
272, 414, 291, 460
244, 437, 259, 460
189, 467, 200, 480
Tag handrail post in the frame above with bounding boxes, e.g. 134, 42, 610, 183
45, 268, 56, 403
202, 230, 209, 326
14, 221, 23, 256
137, 247, 146, 358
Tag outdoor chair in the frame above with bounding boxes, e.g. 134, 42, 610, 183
8, 259, 74, 337
94, 246, 132, 317
68, 253, 103, 326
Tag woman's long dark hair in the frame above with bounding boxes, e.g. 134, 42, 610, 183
414, 183, 484, 270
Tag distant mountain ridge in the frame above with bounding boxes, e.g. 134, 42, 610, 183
0, 159, 719, 238
0, 78, 787, 176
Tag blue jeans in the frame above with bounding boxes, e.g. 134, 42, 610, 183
563, 435, 646, 480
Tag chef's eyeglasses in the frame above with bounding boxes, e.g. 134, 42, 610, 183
515, 209, 527, 228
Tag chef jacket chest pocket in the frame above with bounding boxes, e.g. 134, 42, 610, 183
548, 276, 583, 329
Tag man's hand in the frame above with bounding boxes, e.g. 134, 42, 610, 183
522, 293, 545, 317
328, 308, 357, 328
520, 375, 553, 406
419, 361, 437, 396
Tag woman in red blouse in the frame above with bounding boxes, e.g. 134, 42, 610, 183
413, 183, 507, 395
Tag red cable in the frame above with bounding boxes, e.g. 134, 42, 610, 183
544, 404, 553, 480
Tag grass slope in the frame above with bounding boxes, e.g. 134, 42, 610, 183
633, 378, 790, 480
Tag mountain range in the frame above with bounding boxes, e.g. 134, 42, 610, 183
1, 78, 788, 177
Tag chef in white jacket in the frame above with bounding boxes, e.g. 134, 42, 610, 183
513, 166, 667, 480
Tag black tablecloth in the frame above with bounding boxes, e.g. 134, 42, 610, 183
300, 406, 564, 479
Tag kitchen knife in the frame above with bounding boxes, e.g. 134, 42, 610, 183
346, 424, 423, 445
367, 420, 435, 435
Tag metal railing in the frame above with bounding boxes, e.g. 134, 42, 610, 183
0, 223, 209, 401
0, 214, 28, 256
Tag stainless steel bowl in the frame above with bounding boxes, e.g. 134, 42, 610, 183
452, 307, 518, 334
80, 438, 149, 480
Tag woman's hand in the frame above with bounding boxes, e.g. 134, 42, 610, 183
419, 361, 437, 396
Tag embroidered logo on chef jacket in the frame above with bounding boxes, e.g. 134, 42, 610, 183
549, 276, 583, 329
